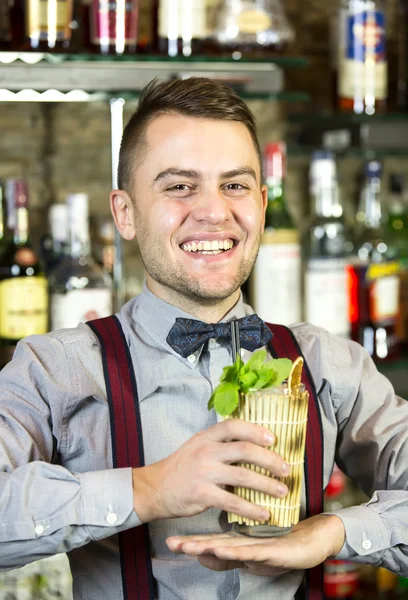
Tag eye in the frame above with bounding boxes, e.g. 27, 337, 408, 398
166, 184, 193, 192
224, 183, 250, 191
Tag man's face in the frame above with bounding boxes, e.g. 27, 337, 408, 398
128, 114, 267, 305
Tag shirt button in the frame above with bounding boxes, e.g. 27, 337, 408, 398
362, 539, 372, 550
35, 525, 45, 536
106, 512, 118, 525
187, 354, 196, 364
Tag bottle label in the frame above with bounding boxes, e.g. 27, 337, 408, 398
324, 559, 359, 598
305, 258, 350, 337
251, 241, 301, 326
51, 289, 112, 331
27, 0, 73, 42
349, 261, 400, 324
0, 277, 48, 339
90, 0, 138, 46
158, 0, 206, 40
237, 10, 272, 34
339, 9, 387, 101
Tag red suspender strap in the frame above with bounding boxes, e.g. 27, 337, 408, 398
266, 323, 324, 600
87, 315, 155, 600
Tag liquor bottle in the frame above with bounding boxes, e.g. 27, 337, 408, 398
336, 0, 387, 115
324, 466, 359, 600
397, 577, 408, 598
40, 204, 69, 276
397, 0, 408, 111
387, 175, 408, 351
348, 161, 400, 361
212, 0, 294, 55
376, 568, 398, 599
157, 0, 207, 57
49, 193, 112, 331
303, 151, 351, 338
0, 180, 48, 367
0, 0, 11, 50
249, 142, 301, 326
9, 0, 75, 51
89, 0, 138, 55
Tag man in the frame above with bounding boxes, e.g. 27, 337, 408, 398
0, 77, 407, 600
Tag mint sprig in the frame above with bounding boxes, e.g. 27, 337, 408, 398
208, 350, 292, 417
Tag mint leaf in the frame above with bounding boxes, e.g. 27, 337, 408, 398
208, 392, 215, 411
239, 371, 258, 392
245, 349, 267, 373
212, 382, 240, 417
271, 358, 292, 387
253, 364, 277, 390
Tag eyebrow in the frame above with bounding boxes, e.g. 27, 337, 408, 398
153, 166, 258, 184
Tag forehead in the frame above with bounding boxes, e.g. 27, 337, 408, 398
140, 114, 260, 179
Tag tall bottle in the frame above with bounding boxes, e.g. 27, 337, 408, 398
89, 0, 139, 55
324, 466, 359, 600
40, 204, 69, 276
158, 0, 207, 57
397, 0, 408, 111
0, 0, 11, 50
349, 161, 400, 361
212, 0, 294, 55
303, 151, 351, 338
249, 142, 301, 325
336, 0, 387, 115
387, 175, 408, 352
49, 193, 113, 331
10, 0, 74, 51
0, 180, 48, 367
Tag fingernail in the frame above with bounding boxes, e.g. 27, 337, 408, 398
282, 462, 290, 474
261, 510, 270, 520
278, 483, 288, 496
264, 433, 274, 445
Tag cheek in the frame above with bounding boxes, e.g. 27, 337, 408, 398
150, 204, 188, 238
236, 203, 262, 235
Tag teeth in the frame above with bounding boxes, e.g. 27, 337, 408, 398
181, 239, 235, 253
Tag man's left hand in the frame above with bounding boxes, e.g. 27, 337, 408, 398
166, 514, 345, 577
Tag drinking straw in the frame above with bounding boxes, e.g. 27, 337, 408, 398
230, 320, 241, 363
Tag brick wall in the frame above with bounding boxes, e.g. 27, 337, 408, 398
0, 0, 405, 250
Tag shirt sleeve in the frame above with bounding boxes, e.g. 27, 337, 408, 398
320, 330, 408, 576
0, 333, 141, 570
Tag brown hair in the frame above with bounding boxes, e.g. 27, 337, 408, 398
117, 77, 262, 193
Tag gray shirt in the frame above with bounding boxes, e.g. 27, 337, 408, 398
0, 284, 407, 600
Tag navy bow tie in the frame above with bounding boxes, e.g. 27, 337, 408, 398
166, 314, 273, 359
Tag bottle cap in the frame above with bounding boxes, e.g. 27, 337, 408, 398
365, 160, 382, 179
263, 142, 286, 180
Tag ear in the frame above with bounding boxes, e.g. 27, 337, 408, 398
260, 184, 268, 233
110, 190, 136, 241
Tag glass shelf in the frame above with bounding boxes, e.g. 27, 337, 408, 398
0, 51, 309, 68
287, 146, 408, 158
288, 110, 408, 124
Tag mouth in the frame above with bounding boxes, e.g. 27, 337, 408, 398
179, 238, 238, 256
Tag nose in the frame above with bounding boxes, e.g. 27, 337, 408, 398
191, 189, 231, 226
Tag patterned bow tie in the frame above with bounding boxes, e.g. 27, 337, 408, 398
166, 314, 273, 359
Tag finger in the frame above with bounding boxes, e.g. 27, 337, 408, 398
203, 419, 275, 447
166, 533, 233, 552
179, 534, 275, 556
211, 488, 271, 523
214, 543, 285, 565
216, 464, 289, 496
198, 555, 244, 572
244, 563, 290, 577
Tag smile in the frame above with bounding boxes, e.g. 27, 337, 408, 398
180, 239, 235, 255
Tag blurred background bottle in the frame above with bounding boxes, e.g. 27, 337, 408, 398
249, 142, 301, 325
386, 174, 408, 352
348, 161, 400, 361
303, 151, 351, 338
336, 0, 387, 115
158, 0, 207, 57
9, 0, 75, 51
88, 0, 139, 55
40, 204, 69, 276
48, 193, 112, 331
0, 0, 11, 50
212, 0, 294, 56
324, 465, 359, 600
397, 0, 408, 111
0, 180, 48, 367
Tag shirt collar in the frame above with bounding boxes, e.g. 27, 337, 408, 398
132, 283, 248, 368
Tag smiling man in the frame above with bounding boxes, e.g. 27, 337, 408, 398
0, 77, 407, 600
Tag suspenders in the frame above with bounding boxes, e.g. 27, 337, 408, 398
88, 316, 324, 600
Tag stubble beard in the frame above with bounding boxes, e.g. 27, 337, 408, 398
139, 231, 262, 306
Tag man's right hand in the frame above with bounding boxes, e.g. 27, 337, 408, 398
132, 419, 290, 524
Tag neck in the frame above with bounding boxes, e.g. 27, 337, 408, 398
146, 277, 241, 323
